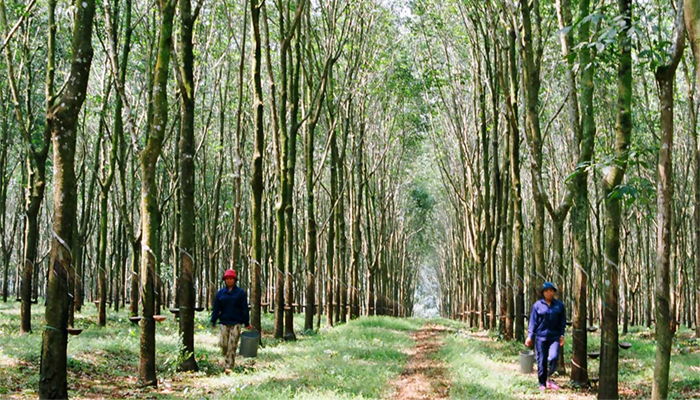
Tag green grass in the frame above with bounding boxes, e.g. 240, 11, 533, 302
437, 321, 700, 399
0, 300, 424, 399
4, 300, 699, 399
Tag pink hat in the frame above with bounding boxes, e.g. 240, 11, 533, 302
222, 269, 237, 280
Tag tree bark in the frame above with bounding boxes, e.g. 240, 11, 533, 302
599, 0, 632, 397
570, 0, 596, 385
685, 0, 700, 339
652, 3, 684, 398
303, 51, 332, 330
284, 15, 303, 340
97, 71, 115, 327
38, 0, 96, 395
505, 26, 525, 342
138, 0, 175, 387
250, 0, 263, 333
326, 91, 338, 327
350, 116, 364, 320
0, 0, 53, 335
177, 0, 200, 372
519, 0, 546, 306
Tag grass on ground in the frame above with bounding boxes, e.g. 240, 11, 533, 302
3, 300, 700, 400
436, 320, 700, 399
0, 299, 423, 399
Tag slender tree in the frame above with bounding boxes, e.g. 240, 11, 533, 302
0, 0, 54, 335
177, 0, 202, 373
250, 0, 264, 332
138, 0, 176, 387
685, 0, 700, 340
38, 0, 96, 395
599, 0, 633, 397
652, 2, 685, 398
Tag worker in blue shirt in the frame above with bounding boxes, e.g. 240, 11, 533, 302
525, 281, 566, 392
211, 269, 251, 370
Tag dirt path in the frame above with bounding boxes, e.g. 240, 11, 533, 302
390, 324, 451, 400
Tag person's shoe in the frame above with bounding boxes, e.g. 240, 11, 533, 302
546, 380, 560, 390
539, 385, 546, 392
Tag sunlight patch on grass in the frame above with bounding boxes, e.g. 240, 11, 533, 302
0, 347, 20, 367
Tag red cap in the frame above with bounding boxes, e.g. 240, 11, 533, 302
222, 269, 237, 280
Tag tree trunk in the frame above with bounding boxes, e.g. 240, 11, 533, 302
350, 115, 364, 320
250, 0, 263, 333
97, 68, 116, 326
652, 4, 684, 397
338, 103, 349, 324
177, 0, 199, 372
0, 0, 54, 336
305, 113, 317, 330
0, 103, 10, 304
138, 0, 175, 386
506, 26, 524, 342
570, 0, 596, 385
303, 52, 331, 330
130, 240, 140, 316
272, 1, 289, 339
599, 0, 632, 397
685, 0, 700, 339
230, 0, 248, 282
38, 0, 95, 395
519, 0, 546, 306
284, 17, 302, 340
326, 111, 337, 327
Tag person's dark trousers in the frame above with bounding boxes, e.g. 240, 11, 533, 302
535, 338, 560, 385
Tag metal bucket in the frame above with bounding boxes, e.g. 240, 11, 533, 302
239, 330, 260, 358
519, 350, 535, 374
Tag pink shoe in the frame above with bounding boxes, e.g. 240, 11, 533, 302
546, 380, 560, 390
539, 385, 546, 392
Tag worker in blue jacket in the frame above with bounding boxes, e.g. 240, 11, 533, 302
525, 281, 566, 392
211, 269, 251, 370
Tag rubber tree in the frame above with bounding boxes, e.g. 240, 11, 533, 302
685, 0, 700, 340
97, 73, 115, 327
518, 0, 546, 306
565, 0, 598, 385
72, 116, 100, 323
138, 0, 176, 387
0, 0, 54, 335
350, 108, 364, 320
97, 0, 134, 326
267, 0, 306, 340
0, 97, 17, 304
652, 2, 685, 398
303, 41, 335, 329
599, 0, 633, 397
326, 70, 338, 327
250, 0, 264, 332
105, 0, 134, 317
230, 0, 248, 286
553, 0, 599, 382
104, 0, 140, 319
177, 0, 202, 373
504, 24, 525, 342
284, 11, 303, 340
38, 0, 96, 395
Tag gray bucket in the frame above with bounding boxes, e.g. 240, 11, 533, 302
239, 330, 260, 358
519, 350, 535, 374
